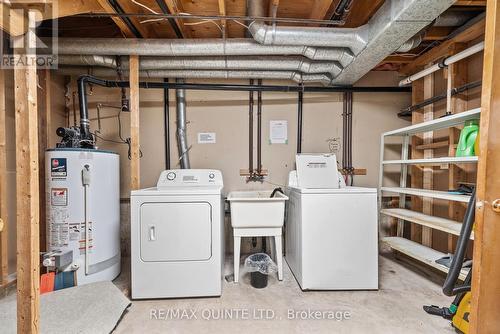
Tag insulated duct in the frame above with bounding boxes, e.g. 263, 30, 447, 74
57, 67, 334, 85
121, 56, 343, 78
394, 11, 478, 53
51, 38, 355, 67
176, 80, 190, 169
331, 0, 455, 84
247, 0, 368, 55
58, 55, 117, 68
396, 34, 424, 53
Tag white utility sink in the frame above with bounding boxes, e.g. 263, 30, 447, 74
227, 190, 288, 228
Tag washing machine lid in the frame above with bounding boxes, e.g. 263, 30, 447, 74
289, 186, 377, 194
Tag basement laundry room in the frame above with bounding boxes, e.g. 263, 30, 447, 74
0, 0, 499, 333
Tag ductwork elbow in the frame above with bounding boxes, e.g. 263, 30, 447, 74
248, 19, 368, 56
246, 0, 367, 55
248, 21, 270, 44
396, 34, 423, 53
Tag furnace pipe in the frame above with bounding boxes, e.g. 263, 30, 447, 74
175, 79, 190, 169
164, 78, 171, 169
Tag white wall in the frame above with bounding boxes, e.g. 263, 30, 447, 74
85, 71, 410, 199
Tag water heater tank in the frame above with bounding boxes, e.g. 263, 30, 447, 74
46, 148, 120, 285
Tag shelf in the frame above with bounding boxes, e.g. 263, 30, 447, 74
383, 108, 481, 137
382, 156, 478, 165
380, 208, 474, 239
381, 187, 471, 203
382, 237, 469, 280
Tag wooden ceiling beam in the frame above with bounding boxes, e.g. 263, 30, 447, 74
399, 17, 486, 75
163, 0, 191, 38
95, 0, 137, 37
268, 0, 279, 20
454, 0, 486, 6
116, 0, 158, 38
218, 0, 227, 38
309, 0, 334, 20
1, 1, 102, 36
344, 0, 384, 28
423, 26, 455, 41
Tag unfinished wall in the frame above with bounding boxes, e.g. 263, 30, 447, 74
84, 71, 410, 197
78, 71, 410, 255
1, 71, 67, 278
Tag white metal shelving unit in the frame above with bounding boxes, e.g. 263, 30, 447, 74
378, 108, 480, 276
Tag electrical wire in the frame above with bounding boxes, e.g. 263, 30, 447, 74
93, 104, 143, 160
131, 0, 223, 34
131, 0, 159, 15
178, 12, 223, 33
231, 19, 249, 29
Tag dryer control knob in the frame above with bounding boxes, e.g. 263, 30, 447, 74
166, 172, 176, 181
209, 173, 215, 179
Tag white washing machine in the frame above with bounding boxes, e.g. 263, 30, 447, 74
131, 169, 224, 299
285, 154, 378, 290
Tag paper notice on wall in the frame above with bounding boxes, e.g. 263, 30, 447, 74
198, 132, 216, 144
270, 120, 288, 144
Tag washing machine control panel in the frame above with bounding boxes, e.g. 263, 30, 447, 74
157, 169, 223, 188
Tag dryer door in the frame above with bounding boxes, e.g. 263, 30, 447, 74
140, 202, 212, 262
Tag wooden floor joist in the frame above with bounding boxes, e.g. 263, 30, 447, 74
14, 52, 40, 333
470, 0, 500, 331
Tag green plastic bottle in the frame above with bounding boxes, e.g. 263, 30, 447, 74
456, 119, 479, 157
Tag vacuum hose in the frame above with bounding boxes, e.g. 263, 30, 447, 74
442, 187, 476, 296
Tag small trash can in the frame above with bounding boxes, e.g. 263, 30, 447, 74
244, 253, 277, 289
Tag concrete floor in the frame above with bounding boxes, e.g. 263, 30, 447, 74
113, 251, 456, 334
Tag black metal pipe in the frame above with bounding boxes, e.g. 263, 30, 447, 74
155, 0, 184, 39
342, 92, 347, 169
76, 74, 409, 148
77, 76, 94, 147
249, 79, 254, 174
107, 0, 143, 38
75, 75, 411, 93
297, 89, 303, 154
330, 0, 353, 22
257, 79, 262, 174
347, 91, 353, 169
163, 78, 170, 169
399, 80, 482, 117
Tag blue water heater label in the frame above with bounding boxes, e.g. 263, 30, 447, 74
51, 158, 67, 178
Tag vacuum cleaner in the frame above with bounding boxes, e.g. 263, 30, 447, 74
423, 187, 476, 334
